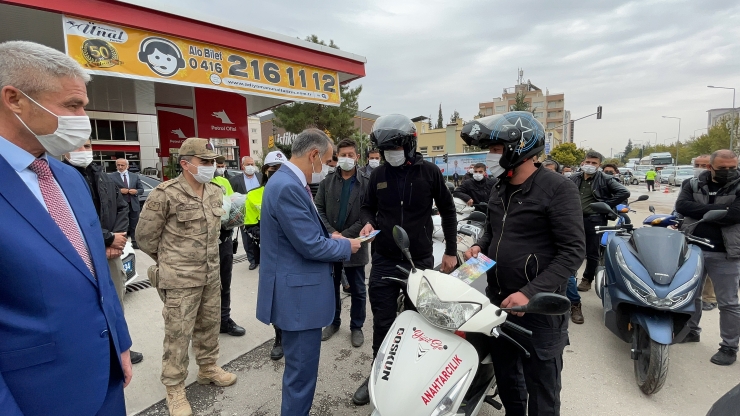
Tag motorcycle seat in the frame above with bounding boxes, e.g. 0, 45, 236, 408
463, 211, 487, 224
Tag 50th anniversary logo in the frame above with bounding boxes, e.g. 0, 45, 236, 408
63, 16, 340, 105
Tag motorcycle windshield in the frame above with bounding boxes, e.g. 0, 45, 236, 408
630, 227, 686, 285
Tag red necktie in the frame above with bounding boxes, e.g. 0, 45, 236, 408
305, 184, 313, 200
29, 159, 95, 276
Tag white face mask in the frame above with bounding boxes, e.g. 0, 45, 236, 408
468, 168, 475, 174
368, 159, 380, 168
581, 165, 598, 175
385, 150, 406, 167
564, 171, 573, 178
67, 150, 93, 168
326, 165, 336, 174
244, 165, 257, 176
15, 90, 92, 157
338, 157, 356, 171
215, 167, 225, 176
187, 161, 215, 183
473, 173, 484, 181
486, 153, 506, 178
310, 154, 325, 184
693, 168, 705, 178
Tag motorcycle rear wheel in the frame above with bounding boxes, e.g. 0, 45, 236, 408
633, 324, 669, 395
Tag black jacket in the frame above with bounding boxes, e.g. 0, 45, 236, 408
315, 169, 370, 267
476, 167, 585, 299
570, 171, 630, 208
361, 154, 457, 260
453, 177, 496, 208
66, 161, 129, 247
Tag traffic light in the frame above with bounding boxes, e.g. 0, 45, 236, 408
596, 105, 603, 119
443, 153, 448, 163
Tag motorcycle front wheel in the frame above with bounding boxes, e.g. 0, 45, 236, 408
633, 324, 669, 395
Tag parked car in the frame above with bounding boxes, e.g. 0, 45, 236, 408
668, 168, 694, 186
631, 170, 646, 184
122, 240, 140, 287
138, 175, 162, 205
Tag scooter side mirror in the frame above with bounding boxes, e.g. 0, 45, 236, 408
702, 209, 727, 223
649, 205, 656, 214
590, 202, 616, 216
636, 195, 649, 202
505, 293, 571, 315
392, 226, 415, 270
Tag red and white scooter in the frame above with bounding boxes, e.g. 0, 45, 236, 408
369, 226, 570, 416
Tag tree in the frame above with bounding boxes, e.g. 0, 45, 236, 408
549, 143, 586, 167
436, 104, 444, 129
450, 110, 460, 124
428, 115, 433, 130
603, 158, 621, 167
622, 139, 634, 163
511, 91, 531, 112
271, 36, 361, 144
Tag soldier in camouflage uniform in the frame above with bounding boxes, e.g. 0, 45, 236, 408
136, 138, 237, 416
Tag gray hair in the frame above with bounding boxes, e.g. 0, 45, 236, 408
585, 151, 603, 163
710, 149, 738, 165
291, 128, 333, 158
0, 41, 91, 96
541, 160, 558, 169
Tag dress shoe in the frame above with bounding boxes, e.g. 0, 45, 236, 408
711, 347, 737, 366
249, 263, 258, 270
679, 331, 700, 343
270, 331, 283, 360
166, 383, 192, 416
702, 301, 718, 311
577, 279, 592, 292
131, 242, 140, 250
352, 376, 370, 405
322, 325, 339, 341
351, 329, 364, 347
220, 319, 246, 337
130, 350, 144, 364
196, 364, 237, 387
570, 303, 584, 324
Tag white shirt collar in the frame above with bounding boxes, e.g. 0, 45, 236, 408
120, 170, 129, 176
283, 160, 308, 188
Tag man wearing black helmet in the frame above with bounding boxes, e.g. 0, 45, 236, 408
352, 114, 458, 405
463, 112, 585, 416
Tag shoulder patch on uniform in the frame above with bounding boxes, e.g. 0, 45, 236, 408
159, 179, 178, 189
146, 201, 162, 211
377, 181, 388, 190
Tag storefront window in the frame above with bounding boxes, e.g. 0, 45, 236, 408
92, 119, 139, 141
94, 151, 141, 173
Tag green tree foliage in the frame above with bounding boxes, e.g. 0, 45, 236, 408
603, 158, 621, 167
428, 115, 433, 129
450, 110, 460, 124
511, 91, 531, 112
622, 139, 633, 163
549, 143, 586, 167
436, 104, 444, 129
271, 36, 361, 144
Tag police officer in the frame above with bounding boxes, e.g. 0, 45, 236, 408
462, 112, 585, 416
137, 138, 237, 416
352, 114, 458, 405
212, 156, 246, 337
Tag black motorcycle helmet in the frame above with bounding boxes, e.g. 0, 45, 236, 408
370, 114, 418, 162
460, 111, 545, 173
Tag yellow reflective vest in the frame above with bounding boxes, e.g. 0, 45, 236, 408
211, 176, 234, 196
244, 186, 264, 226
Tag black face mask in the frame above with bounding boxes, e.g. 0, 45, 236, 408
713, 168, 739, 185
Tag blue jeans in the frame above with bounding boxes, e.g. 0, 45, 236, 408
566, 276, 581, 305
332, 264, 367, 330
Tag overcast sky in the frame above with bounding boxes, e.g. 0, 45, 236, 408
137, 0, 739, 157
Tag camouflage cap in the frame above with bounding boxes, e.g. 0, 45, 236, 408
179, 138, 218, 159
215, 155, 226, 164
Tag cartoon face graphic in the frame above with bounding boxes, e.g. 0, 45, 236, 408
138, 37, 185, 78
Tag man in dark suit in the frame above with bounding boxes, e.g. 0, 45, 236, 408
229, 155, 262, 269
0, 40, 132, 416
257, 129, 360, 414
109, 159, 144, 249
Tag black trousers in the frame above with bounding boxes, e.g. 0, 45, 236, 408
219, 231, 234, 322
368, 252, 433, 356
582, 215, 606, 282
240, 226, 259, 265
128, 207, 139, 243
646, 180, 655, 191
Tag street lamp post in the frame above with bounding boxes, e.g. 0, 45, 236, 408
359, 105, 371, 161
708, 86, 736, 150
643, 131, 657, 147
662, 116, 681, 165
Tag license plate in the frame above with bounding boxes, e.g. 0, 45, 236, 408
123, 260, 133, 273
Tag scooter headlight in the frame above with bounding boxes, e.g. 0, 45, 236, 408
417, 277, 481, 330
430, 370, 470, 416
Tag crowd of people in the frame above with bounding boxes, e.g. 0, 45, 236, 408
1, 40, 738, 416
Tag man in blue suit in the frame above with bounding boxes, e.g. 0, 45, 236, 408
0, 41, 132, 416
257, 128, 361, 415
